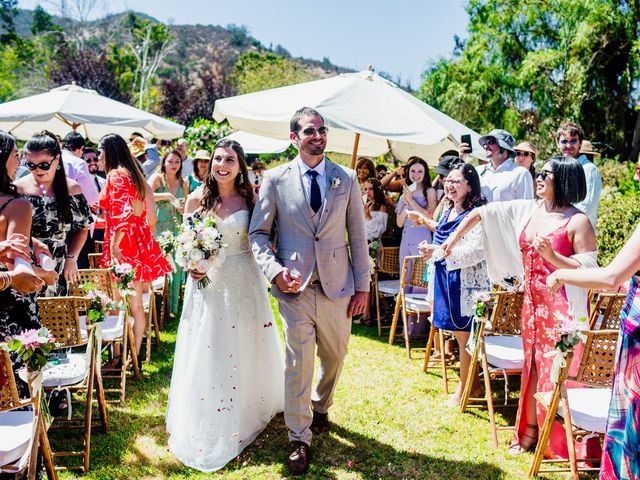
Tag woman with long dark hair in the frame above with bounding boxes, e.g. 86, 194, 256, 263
416, 163, 490, 406
148, 149, 189, 316
98, 133, 171, 355
444, 156, 599, 458
167, 138, 284, 472
362, 177, 388, 244
15, 130, 92, 295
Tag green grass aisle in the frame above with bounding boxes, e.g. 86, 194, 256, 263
60, 298, 597, 479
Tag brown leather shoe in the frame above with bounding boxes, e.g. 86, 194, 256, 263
310, 411, 330, 435
286, 441, 310, 475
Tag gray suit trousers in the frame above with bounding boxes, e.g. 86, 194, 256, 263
278, 284, 351, 445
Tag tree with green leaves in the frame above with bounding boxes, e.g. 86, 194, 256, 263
233, 51, 317, 95
420, 0, 640, 159
31, 5, 62, 35
0, 0, 18, 44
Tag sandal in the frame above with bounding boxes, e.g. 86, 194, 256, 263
508, 424, 538, 455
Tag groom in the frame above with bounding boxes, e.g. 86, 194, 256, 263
250, 107, 370, 474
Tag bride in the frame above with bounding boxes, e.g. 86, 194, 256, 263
166, 139, 285, 472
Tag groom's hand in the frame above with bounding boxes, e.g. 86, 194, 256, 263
348, 291, 369, 318
274, 268, 301, 294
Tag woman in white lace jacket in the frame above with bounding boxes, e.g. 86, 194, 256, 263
413, 163, 490, 406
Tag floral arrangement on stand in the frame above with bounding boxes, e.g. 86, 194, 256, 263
466, 291, 496, 353
157, 231, 177, 279
368, 239, 378, 277
184, 119, 232, 153
81, 282, 125, 324
110, 263, 136, 298
544, 312, 587, 383
175, 214, 226, 289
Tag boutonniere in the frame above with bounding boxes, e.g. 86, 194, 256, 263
330, 175, 341, 191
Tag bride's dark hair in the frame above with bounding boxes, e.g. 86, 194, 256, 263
200, 139, 254, 213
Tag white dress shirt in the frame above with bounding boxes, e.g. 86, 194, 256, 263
298, 156, 327, 206
573, 154, 602, 231
476, 158, 534, 203
181, 155, 194, 178
61, 150, 100, 205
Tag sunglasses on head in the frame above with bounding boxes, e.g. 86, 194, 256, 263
536, 170, 553, 180
516, 151, 531, 157
24, 159, 56, 171
299, 126, 329, 137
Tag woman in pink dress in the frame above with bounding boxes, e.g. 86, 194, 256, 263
444, 156, 598, 458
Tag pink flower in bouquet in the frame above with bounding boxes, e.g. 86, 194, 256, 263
16, 328, 55, 351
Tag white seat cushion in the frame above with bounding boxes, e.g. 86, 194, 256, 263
542, 388, 612, 433
42, 353, 88, 387
405, 294, 431, 313
79, 314, 124, 342
142, 291, 151, 310
378, 279, 400, 296
0, 411, 33, 466
485, 335, 524, 370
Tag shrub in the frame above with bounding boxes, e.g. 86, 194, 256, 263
596, 188, 640, 265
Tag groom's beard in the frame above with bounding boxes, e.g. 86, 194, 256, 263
300, 139, 326, 156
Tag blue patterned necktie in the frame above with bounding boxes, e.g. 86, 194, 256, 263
306, 170, 321, 213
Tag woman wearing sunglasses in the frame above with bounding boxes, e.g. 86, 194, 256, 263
514, 141, 537, 182
443, 156, 599, 459
15, 130, 92, 295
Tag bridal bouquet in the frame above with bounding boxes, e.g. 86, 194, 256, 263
175, 215, 226, 289
544, 312, 587, 383
110, 263, 136, 297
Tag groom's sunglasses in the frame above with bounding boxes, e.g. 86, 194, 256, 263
298, 126, 329, 137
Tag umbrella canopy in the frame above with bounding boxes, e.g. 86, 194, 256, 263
223, 130, 291, 154
0, 83, 185, 142
213, 69, 485, 166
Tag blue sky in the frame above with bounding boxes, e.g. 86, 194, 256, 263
21, 1, 469, 88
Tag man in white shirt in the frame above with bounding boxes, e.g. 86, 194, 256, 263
176, 138, 194, 178
474, 129, 534, 202
555, 122, 602, 230
61, 132, 100, 206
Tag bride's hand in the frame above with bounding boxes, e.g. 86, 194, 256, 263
189, 269, 207, 281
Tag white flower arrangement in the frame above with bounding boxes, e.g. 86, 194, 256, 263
175, 214, 226, 289
330, 175, 341, 191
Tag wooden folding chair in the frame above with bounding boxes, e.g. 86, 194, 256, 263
68, 269, 140, 403
152, 275, 169, 330
87, 253, 102, 269
529, 329, 617, 479
141, 282, 161, 364
589, 292, 626, 330
0, 351, 58, 480
37, 296, 108, 472
388, 255, 430, 359
93, 241, 103, 254
459, 290, 525, 446
374, 246, 400, 337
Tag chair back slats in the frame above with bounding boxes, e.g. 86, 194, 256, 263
37, 297, 88, 347
590, 293, 626, 330
87, 253, 102, 270
406, 256, 428, 289
68, 269, 114, 298
0, 350, 20, 411
377, 247, 400, 275
573, 329, 618, 388
487, 291, 524, 335
94, 241, 104, 254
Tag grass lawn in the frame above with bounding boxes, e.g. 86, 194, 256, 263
56, 297, 598, 479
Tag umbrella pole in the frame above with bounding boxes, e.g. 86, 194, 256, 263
350, 133, 360, 169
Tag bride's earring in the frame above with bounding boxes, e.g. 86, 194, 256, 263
238, 174, 244, 185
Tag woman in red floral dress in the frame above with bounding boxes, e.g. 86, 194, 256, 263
98, 133, 171, 354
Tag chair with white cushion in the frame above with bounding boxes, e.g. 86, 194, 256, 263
374, 246, 400, 336
529, 329, 617, 479
459, 290, 525, 446
37, 296, 107, 472
388, 255, 431, 359
0, 350, 57, 480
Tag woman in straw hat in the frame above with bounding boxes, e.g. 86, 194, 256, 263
188, 149, 211, 193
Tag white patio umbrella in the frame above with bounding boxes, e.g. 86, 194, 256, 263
223, 130, 291, 154
0, 83, 185, 142
213, 68, 485, 167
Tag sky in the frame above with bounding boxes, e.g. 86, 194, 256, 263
19, 0, 469, 88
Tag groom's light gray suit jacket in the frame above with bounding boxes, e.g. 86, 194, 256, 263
249, 158, 370, 301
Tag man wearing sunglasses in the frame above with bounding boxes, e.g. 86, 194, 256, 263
61, 132, 100, 206
476, 128, 534, 203
82, 148, 106, 192
250, 107, 369, 475
555, 121, 602, 230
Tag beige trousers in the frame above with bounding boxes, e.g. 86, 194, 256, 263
278, 284, 352, 445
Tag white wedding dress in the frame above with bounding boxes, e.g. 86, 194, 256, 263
166, 210, 285, 472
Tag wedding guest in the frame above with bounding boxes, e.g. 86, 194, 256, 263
556, 122, 602, 230
470, 129, 534, 202
0, 131, 49, 397
356, 157, 376, 191
78, 147, 106, 268
514, 141, 537, 181
129, 136, 161, 178
380, 164, 406, 193
249, 161, 266, 194
176, 138, 194, 178
148, 150, 188, 316
375, 163, 388, 180
98, 133, 171, 355
396, 156, 437, 265
61, 131, 100, 207
416, 163, 489, 406
186, 150, 210, 193
444, 156, 599, 458
16, 131, 92, 295
363, 178, 389, 244
547, 219, 640, 480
